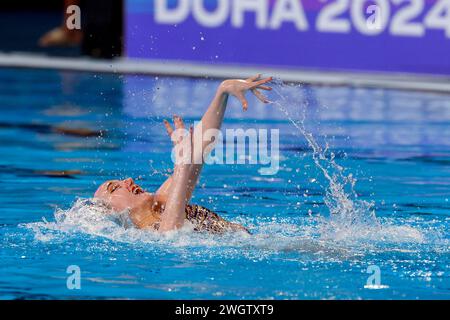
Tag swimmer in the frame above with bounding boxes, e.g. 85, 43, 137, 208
94, 75, 273, 233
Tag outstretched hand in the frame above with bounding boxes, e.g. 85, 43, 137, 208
219, 74, 273, 111
163, 115, 194, 167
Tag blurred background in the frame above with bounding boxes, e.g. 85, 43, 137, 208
0, 0, 449, 87
0, 0, 122, 58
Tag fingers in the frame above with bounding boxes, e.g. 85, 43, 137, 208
257, 85, 272, 91
236, 92, 249, 111
164, 116, 187, 146
252, 89, 269, 104
163, 119, 174, 137
173, 115, 185, 130
249, 77, 273, 89
163, 115, 185, 134
246, 74, 261, 82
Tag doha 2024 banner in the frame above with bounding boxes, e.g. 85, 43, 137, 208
126, 0, 450, 75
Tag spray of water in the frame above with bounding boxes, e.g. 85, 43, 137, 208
269, 80, 381, 240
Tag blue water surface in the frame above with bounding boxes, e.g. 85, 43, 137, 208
0, 68, 448, 299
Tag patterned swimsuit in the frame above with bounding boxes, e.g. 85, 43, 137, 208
155, 204, 250, 234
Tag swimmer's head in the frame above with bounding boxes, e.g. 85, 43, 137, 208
94, 178, 153, 213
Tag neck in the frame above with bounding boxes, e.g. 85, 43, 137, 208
129, 193, 164, 229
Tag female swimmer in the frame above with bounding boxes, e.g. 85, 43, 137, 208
94, 75, 273, 233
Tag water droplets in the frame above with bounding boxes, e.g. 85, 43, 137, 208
270, 80, 384, 241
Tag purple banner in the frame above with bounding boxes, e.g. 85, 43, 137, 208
126, 0, 450, 75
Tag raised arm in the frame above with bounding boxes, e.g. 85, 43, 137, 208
156, 75, 272, 201
158, 165, 191, 232
158, 123, 195, 232
195, 74, 273, 155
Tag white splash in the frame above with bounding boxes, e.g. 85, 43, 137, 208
269, 80, 423, 243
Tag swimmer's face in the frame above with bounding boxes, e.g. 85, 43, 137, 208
94, 178, 152, 212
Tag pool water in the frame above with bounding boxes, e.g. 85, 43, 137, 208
0, 68, 448, 299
